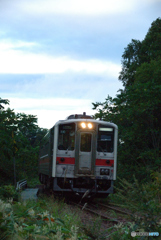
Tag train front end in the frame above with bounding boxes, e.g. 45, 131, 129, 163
52, 114, 118, 198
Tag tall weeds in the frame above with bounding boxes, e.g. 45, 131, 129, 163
107, 171, 161, 239
0, 195, 90, 239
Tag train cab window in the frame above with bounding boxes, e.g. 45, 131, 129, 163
97, 125, 114, 153
80, 133, 92, 152
58, 123, 75, 150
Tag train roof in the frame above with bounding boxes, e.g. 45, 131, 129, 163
49, 113, 117, 130
54, 118, 118, 130
66, 112, 93, 120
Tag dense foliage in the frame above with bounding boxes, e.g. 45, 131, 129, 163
107, 172, 161, 239
93, 18, 161, 181
0, 196, 89, 240
0, 99, 48, 185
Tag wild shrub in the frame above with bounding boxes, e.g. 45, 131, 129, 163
0, 196, 90, 240
0, 185, 18, 201
107, 172, 161, 239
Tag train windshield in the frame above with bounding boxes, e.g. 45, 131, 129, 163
58, 123, 75, 150
97, 125, 114, 152
80, 133, 92, 152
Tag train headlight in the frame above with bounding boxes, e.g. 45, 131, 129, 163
100, 168, 110, 175
88, 123, 93, 129
100, 168, 105, 175
81, 122, 86, 128
105, 169, 109, 175
80, 122, 93, 129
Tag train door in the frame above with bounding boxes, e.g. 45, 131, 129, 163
75, 131, 96, 175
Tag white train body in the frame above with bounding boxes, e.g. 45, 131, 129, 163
39, 113, 118, 198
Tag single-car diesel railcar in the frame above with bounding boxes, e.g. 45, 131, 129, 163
38, 113, 118, 198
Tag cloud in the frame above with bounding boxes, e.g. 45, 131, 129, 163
14, 0, 136, 16
1, 71, 123, 128
9, 97, 91, 111
1, 0, 159, 65
10, 0, 160, 18
1, 0, 159, 129
0, 40, 121, 75
8, 97, 96, 128
1, 0, 160, 18
0, 71, 123, 101
0, 40, 36, 51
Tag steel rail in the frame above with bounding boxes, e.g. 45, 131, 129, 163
70, 201, 120, 224
96, 202, 131, 215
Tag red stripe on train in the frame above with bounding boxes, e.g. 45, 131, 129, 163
40, 157, 113, 166
95, 159, 114, 166
56, 157, 75, 164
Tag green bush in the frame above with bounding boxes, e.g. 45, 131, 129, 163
0, 196, 91, 240
0, 185, 18, 201
107, 172, 161, 239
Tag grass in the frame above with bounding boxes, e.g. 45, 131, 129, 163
0, 194, 92, 240
2, 172, 161, 240
0, 184, 125, 240
103, 172, 161, 240
26, 177, 40, 188
0, 181, 92, 239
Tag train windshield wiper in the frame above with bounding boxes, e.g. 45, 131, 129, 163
99, 146, 106, 156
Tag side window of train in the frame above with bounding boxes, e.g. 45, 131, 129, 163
40, 140, 50, 157
58, 123, 75, 151
97, 125, 114, 153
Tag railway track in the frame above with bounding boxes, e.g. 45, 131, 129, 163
94, 202, 131, 216
38, 186, 129, 224
69, 201, 120, 224
36, 186, 130, 224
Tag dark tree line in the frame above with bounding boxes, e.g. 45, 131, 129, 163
0, 99, 48, 185
93, 18, 161, 181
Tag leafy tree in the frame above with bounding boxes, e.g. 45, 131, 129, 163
119, 18, 161, 87
93, 18, 161, 181
0, 98, 9, 110
0, 98, 48, 184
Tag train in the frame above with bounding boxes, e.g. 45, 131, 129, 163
38, 113, 118, 199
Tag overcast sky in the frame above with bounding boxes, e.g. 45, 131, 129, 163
0, 0, 160, 129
